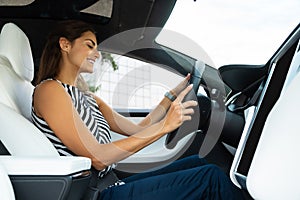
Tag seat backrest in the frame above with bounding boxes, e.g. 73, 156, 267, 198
246, 40, 300, 199
0, 22, 59, 156
0, 103, 59, 156
0, 22, 34, 120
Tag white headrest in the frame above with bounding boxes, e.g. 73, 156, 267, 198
0, 23, 34, 82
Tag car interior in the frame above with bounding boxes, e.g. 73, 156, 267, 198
0, 0, 299, 199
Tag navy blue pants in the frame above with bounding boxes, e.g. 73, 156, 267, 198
100, 155, 244, 200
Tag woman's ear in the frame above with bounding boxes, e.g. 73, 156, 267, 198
59, 37, 70, 53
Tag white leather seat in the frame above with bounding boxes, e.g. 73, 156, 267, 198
0, 23, 91, 200
247, 41, 300, 199
0, 23, 34, 120
0, 22, 59, 156
0, 102, 59, 156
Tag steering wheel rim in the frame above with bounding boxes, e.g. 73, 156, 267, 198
165, 60, 204, 149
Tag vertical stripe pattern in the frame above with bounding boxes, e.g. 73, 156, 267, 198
31, 79, 113, 178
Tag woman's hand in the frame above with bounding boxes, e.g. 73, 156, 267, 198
171, 73, 191, 96
162, 84, 198, 133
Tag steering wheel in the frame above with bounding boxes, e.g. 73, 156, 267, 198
165, 61, 204, 149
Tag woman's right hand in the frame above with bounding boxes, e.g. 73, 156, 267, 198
171, 73, 191, 96
162, 84, 198, 133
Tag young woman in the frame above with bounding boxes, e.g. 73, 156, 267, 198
32, 20, 243, 199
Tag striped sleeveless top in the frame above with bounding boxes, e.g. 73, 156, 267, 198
31, 79, 113, 178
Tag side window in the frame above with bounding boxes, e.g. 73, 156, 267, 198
83, 53, 183, 110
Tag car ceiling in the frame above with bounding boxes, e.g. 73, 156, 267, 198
0, 0, 193, 76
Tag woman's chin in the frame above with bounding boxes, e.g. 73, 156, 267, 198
79, 65, 94, 73
80, 69, 94, 74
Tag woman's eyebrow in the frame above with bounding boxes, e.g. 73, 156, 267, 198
85, 39, 96, 46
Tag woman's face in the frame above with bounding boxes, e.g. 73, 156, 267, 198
67, 31, 100, 73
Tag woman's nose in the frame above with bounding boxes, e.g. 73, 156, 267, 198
94, 49, 101, 60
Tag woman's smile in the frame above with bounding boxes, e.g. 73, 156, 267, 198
87, 58, 96, 65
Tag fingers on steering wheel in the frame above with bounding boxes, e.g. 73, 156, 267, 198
175, 84, 193, 103
185, 73, 191, 81
182, 108, 194, 115
182, 73, 191, 89
182, 100, 198, 109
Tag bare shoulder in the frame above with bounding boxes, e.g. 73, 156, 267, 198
33, 80, 71, 116
34, 80, 65, 99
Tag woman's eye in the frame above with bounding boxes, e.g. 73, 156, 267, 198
87, 44, 93, 49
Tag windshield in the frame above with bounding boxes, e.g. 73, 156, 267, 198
157, 0, 300, 68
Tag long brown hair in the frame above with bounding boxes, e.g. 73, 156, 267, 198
35, 20, 97, 85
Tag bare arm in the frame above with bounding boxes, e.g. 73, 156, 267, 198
95, 73, 191, 136
33, 80, 196, 171
139, 73, 191, 127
